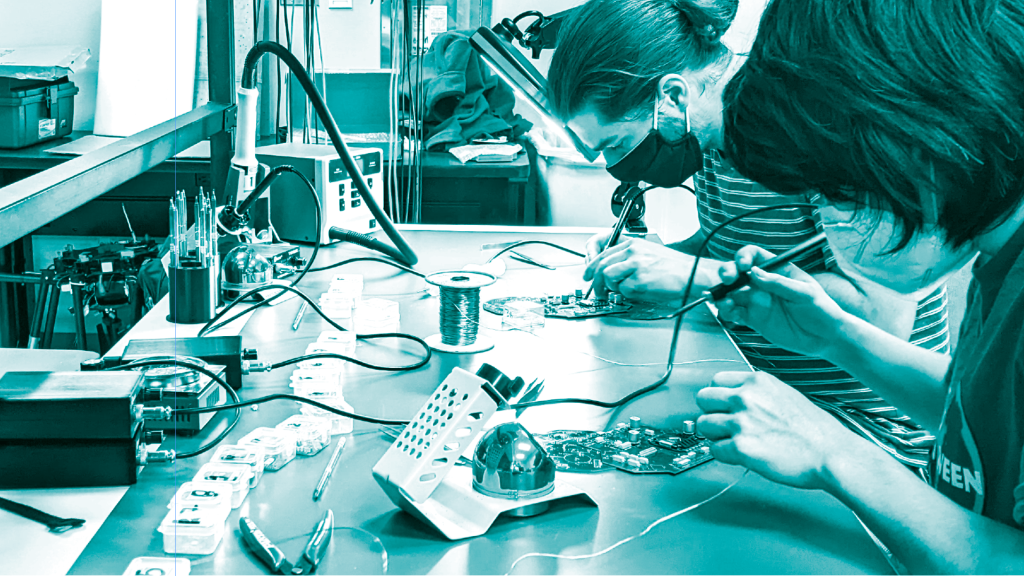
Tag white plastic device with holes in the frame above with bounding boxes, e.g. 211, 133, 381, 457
371, 367, 596, 540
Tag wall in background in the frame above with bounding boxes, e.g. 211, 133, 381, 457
0, 0, 257, 132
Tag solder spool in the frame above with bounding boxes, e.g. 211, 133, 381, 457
425, 271, 496, 353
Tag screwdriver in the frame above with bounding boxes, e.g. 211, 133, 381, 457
677, 232, 827, 316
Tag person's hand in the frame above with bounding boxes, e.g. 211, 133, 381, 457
715, 245, 848, 358
696, 371, 862, 490
583, 234, 717, 304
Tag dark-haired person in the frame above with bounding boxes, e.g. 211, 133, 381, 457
702, 0, 1024, 571
547, 0, 949, 474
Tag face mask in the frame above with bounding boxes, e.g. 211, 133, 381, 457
819, 204, 978, 301
606, 95, 703, 188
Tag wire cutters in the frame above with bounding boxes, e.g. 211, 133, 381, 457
240, 509, 333, 575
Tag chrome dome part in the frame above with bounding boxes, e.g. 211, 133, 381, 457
220, 245, 273, 292
472, 422, 556, 517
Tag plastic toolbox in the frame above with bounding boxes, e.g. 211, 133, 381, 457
0, 77, 77, 149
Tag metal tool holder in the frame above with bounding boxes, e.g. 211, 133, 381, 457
371, 368, 594, 540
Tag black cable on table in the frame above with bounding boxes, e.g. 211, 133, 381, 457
486, 240, 586, 264
174, 393, 409, 426
309, 256, 425, 277
509, 203, 817, 411
105, 359, 241, 459
198, 283, 432, 371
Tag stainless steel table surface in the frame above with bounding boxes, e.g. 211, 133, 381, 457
67, 227, 891, 574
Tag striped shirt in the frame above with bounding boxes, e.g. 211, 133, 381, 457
690, 150, 950, 470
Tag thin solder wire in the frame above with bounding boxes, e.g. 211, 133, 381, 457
504, 471, 749, 575
437, 285, 482, 346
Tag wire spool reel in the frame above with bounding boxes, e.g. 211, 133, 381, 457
425, 271, 496, 354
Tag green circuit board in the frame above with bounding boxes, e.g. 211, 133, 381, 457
534, 419, 714, 475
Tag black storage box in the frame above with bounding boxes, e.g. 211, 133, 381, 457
0, 76, 77, 149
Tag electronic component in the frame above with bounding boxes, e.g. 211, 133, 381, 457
158, 507, 225, 555
276, 414, 332, 457
112, 335, 255, 390
169, 481, 233, 520
0, 371, 145, 488
129, 357, 227, 436
484, 293, 631, 320
240, 427, 297, 471
534, 418, 714, 475
210, 444, 266, 488
194, 462, 252, 509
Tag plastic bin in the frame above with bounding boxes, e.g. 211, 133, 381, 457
0, 77, 77, 149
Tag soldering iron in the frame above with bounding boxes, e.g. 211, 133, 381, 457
676, 231, 827, 316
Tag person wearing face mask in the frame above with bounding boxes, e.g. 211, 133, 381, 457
547, 0, 950, 475
705, 0, 1024, 570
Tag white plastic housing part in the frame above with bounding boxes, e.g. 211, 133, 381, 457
231, 86, 260, 176
372, 368, 499, 503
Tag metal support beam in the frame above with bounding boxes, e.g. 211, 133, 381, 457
207, 0, 237, 200
0, 103, 231, 249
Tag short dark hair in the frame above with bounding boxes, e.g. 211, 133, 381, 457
723, 0, 1024, 249
548, 0, 738, 122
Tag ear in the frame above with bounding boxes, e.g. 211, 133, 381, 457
657, 74, 693, 114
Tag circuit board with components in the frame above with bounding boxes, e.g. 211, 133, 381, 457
534, 417, 714, 475
485, 290, 631, 319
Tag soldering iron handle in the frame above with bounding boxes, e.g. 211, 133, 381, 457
707, 232, 827, 301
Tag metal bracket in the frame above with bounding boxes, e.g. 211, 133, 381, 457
223, 105, 238, 133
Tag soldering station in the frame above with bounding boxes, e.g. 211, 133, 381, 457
0, 2, 896, 575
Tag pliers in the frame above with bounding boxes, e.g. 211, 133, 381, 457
240, 509, 333, 574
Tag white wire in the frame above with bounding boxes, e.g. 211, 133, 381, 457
504, 470, 749, 575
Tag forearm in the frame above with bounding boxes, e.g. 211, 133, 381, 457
812, 272, 916, 340
664, 234, 724, 290
824, 439, 1024, 573
825, 313, 950, 430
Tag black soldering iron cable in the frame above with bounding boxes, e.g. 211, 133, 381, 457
309, 256, 425, 277
485, 241, 586, 264
173, 393, 408, 426
509, 203, 818, 411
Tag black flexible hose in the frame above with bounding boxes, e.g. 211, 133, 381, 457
241, 41, 418, 266
328, 227, 408, 263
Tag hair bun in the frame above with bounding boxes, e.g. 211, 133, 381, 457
671, 0, 738, 45
699, 22, 724, 42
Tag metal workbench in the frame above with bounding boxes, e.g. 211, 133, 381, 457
24, 227, 895, 575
